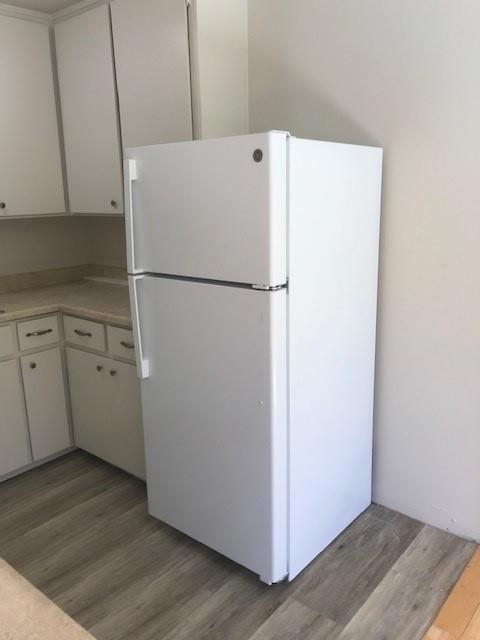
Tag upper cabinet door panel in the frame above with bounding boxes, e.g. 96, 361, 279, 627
111, 0, 192, 148
55, 5, 123, 214
0, 15, 64, 216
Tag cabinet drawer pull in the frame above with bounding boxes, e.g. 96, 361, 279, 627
120, 340, 135, 350
110, 369, 117, 376
26, 329, 53, 337
30, 362, 37, 369
74, 329, 93, 337
96, 365, 103, 372
0, 202, 6, 209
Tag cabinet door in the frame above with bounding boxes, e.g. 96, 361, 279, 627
111, 0, 192, 148
0, 15, 64, 216
0, 359, 30, 475
67, 348, 145, 479
21, 348, 71, 460
107, 359, 145, 480
55, 5, 123, 214
66, 348, 111, 460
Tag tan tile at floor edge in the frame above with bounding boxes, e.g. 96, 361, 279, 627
434, 548, 480, 638
0, 558, 95, 640
423, 626, 457, 640
461, 605, 480, 640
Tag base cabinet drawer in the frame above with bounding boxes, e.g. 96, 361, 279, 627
64, 315, 106, 352
21, 347, 71, 460
0, 359, 31, 475
66, 347, 145, 479
18, 315, 59, 351
107, 326, 135, 362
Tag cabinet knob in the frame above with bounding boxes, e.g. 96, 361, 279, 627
30, 362, 37, 369
96, 365, 103, 372
0, 202, 5, 209
110, 200, 118, 208
110, 369, 117, 376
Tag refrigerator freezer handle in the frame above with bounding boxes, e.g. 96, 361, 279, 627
128, 274, 150, 379
125, 158, 140, 274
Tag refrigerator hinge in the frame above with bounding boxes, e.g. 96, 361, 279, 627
252, 283, 286, 291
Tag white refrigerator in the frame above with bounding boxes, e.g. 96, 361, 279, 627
126, 131, 383, 584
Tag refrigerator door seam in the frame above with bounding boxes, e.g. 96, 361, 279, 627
127, 271, 287, 291
252, 283, 287, 291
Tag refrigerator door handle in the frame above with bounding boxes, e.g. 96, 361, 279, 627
128, 274, 150, 379
125, 158, 140, 274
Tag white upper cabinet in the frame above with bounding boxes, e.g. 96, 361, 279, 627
0, 14, 64, 216
55, 5, 123, 214
111, 0, 192, 148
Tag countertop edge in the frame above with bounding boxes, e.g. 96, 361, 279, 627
0, 303, 132, 329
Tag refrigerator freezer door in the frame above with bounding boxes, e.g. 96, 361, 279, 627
133, 275, 288, 583
125, 132, 287, 287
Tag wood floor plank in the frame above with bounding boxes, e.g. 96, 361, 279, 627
461, 604, 480, 640
0, 476, 143, 570
0, 461, 127, 547
292, 503, 423, 625
340, 526, 476, 640
157, 572, 290, 640
0, 451, 103, 516
423, 625, 457, 640
392, 525, 475, 587
246, 598, 341, 640
24, 502, 158, 595
433, 548, 480, 638
339, 570, 451, 640
0, 452, 475, 640
88, 551, 239, 640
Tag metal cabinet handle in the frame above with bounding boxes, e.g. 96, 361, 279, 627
120, 340, 135, 350
30, 362, 36, 369
0, 202, 5, 209
26, 328, 53, 337
110, 369, 117, 376
74, 329, 92, 337
110, 200, 118, 207
96, 365, 103, 372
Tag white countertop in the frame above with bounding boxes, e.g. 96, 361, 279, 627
0, 279, 131, 328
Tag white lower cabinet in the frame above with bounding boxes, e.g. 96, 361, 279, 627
0, 359, 30, 475
66, 347, 145, 480
21, 348, 71, 460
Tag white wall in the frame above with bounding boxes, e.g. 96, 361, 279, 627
0, 217, 126, 276
83, 217, 127, 268
0, 217, 89, 275
189, 0, 249, 139
249, 0, 480, 541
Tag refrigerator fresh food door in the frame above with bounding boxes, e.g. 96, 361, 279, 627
125, 132, 287, 287
130, 274, 288, 583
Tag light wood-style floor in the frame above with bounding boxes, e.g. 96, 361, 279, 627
0, 451, 476, 640
423, 548, 480, 640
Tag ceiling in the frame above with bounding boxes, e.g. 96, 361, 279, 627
2, 0, 81, 13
